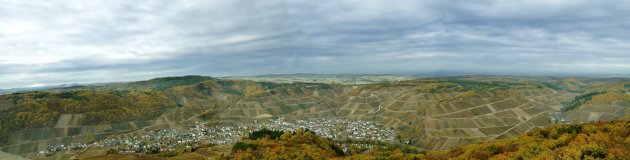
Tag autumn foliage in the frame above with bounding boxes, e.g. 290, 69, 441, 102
224, 120, 630, 160
423, 119, 630, 160
0, 89, 175, 144
229, 129, 345, 160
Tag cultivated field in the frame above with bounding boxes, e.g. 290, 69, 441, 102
1, 75, 628, 158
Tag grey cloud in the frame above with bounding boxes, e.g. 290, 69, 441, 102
1, 0, 630, 88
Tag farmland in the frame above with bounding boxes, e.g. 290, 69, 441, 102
0, 75, 628, 159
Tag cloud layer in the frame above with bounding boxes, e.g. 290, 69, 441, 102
1, 0, 629, 88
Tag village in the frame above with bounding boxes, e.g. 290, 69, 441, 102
38, 117, 394, 156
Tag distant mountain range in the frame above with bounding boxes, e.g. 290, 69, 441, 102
0, 83, 107, 95
3, 73, 630, 95
0, 85, 66, 95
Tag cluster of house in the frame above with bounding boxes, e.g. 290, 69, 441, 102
249, 117, 395, 142
39, 117, 394, 156
37, 142, 87, 156
549, 112, 567, 124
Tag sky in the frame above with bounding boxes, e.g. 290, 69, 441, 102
1, 0, 630, 88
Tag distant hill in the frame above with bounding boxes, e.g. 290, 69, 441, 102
0, 84, 77, 95
221, 73, 415, 84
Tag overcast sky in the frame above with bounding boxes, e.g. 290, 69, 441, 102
1, 0, 630, 88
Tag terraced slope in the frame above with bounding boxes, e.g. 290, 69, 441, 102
327, 85, 559, 150
0, 75, 628, 158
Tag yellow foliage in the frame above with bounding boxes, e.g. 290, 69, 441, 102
491, 88, 520, 98
455, 91, 478, 99
418, 83, 439, 93
244, 85, 267, 98
423, 119, 630, 159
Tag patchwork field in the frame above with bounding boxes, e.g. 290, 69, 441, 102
565, 103, 629, 122
0, 102, 212, 158
1, 75, 628, 158
332, 86, 558, 150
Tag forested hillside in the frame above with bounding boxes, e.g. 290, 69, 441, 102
0, 89, 175, 144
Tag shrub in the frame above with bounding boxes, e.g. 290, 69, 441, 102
248, 128, 284, 140
232, 142, 257, 153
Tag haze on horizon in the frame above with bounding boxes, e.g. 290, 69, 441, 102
1, 0, 630, 88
